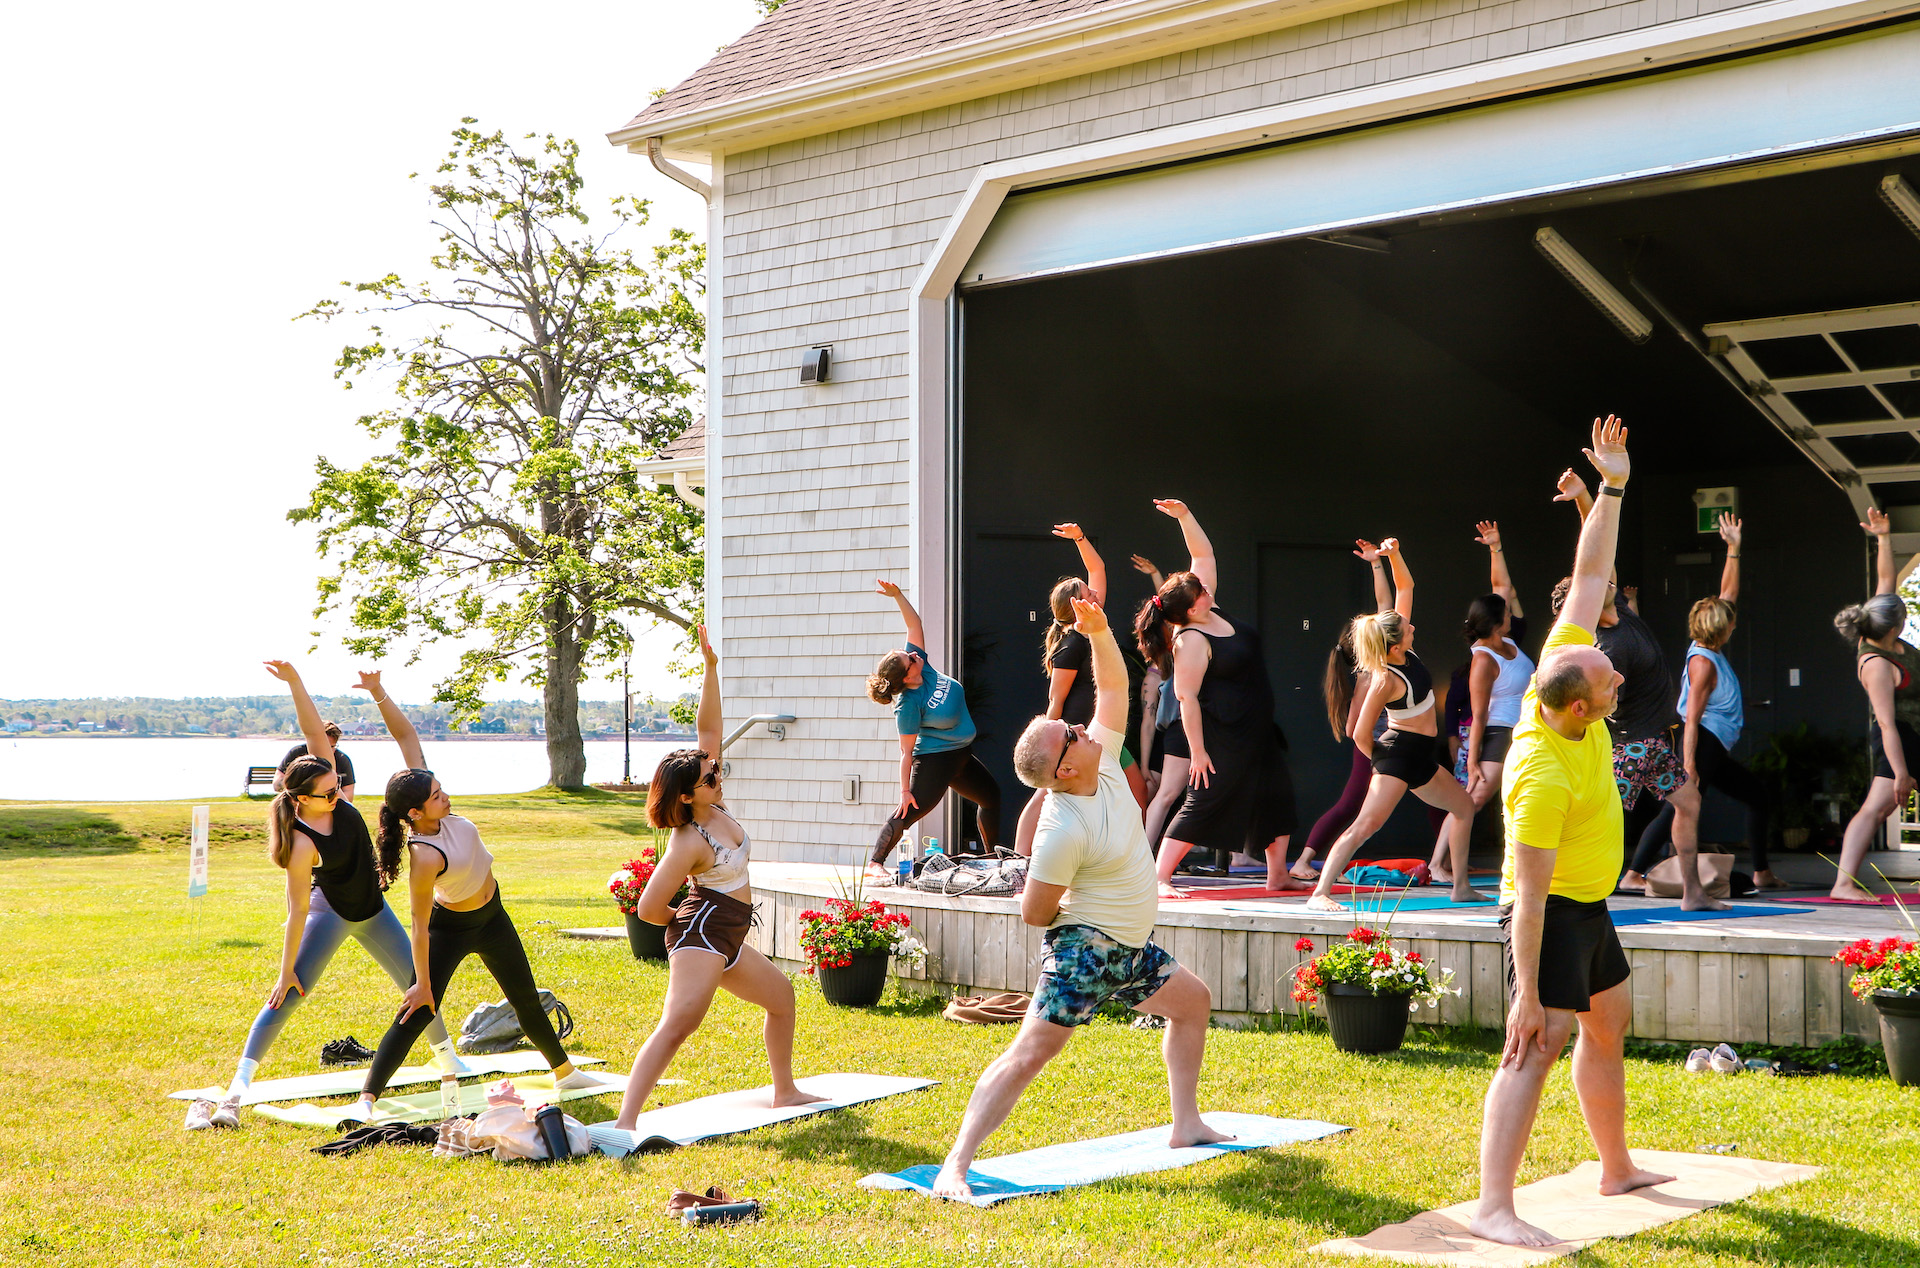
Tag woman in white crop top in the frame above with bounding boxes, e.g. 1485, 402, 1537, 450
611, 627, 827, 1132
345, 670, 603, 1120
1307, 538, 1487, 912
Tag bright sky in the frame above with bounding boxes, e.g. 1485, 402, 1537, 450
1, 1, 758, 703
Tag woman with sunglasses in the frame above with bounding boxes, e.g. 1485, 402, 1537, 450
345, 669, 597, 1121
611, 626, 827, 1126
1134, 499, 1301, 897
866, 579, 1003, 877
188, 661, 466, 1131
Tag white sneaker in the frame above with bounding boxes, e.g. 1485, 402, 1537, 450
335, 1098, 376, 1128
183, 1099, 217, 1131
1685, 1048, 1713, 1073
1710, 1043, 1742, 1074
431, 1046, 475, 1078
553, 1067, 610, 1091
210, 1098, 242, 1129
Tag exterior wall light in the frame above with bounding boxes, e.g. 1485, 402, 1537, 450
800, 345, 832, 384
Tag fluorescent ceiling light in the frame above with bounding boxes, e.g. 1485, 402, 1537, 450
1533, 227, 1654, 344
1882, 173, 1920, 241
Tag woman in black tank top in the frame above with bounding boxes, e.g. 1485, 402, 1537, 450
1133, 500, 1301, 897
1305, 539, 1487, 911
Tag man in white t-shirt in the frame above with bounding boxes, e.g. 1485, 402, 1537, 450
931, 596, 1232, 1199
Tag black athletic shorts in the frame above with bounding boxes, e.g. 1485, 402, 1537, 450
1500, 896, 1631, 1013
1869, 720, 1920, 781
1479, 725, 1514, 765
1160, 723, 1189, 761
1370, 728, 1441, 788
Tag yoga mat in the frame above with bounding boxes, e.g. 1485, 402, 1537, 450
860, 1113, 1348, 1206
1163, 884, 1396, 902
1772, 892, 1920, 906
170, 1052, 606, 1106
586, 1073, 936, 1156
1606, 904, 1804, 926
1312, 1148, 1818, 1265
1342, 894, 1498, 914
252, 1069, 628, 1130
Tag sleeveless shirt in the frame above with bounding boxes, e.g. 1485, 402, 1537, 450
293, 800, 384, 923
410, 815, 495, 906
690, 812, 751, 893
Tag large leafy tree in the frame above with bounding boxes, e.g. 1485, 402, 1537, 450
293, 122, 705, 787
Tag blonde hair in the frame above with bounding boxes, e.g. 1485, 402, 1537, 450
867, 651, 911, 705
1042, 577, 1086, 676
1349, 610, 1406, 676
1012, 715, 1064, 790
1688, 597, 1735, 648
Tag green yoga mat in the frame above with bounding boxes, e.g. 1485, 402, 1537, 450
1340, 892, 1497, 914
171, 1052, 606, 1106
251, 1070, 629, 1130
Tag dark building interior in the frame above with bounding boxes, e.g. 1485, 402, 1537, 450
958, 151, 1920, 856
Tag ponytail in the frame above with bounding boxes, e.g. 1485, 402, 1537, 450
1350, 610, 1406, 676
1042, 577, 1085, 676
1835, 593, 1907, 645
378, 768, 436, 888
1322, 632, 1357, 741
266, 755, 334, 869
867, 651, 911, 705
1133, 572, 1207, 669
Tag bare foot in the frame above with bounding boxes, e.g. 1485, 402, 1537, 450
1616, 871, 1648, 895
1170, 1120, 1237, 1148
1289, 866, 1318, 882
1830, 882, 1877, 902
1451, 885, 1488, 903
1469, 1207, 1563, 1248
771, 1086, 832, 1108
1159, 882, 1187, 899
1597, 1165, 1674, 1196
866, 863, 893, 882
1265, 874, 1312, 893
1306, 894, 1348, 913
1680, 894, 1732, 912
1430, 870, 1455, 887
930, 1161, 975, 1199
1752, 870, 1790, 891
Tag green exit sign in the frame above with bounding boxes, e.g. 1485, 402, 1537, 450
1694, 486, 1738, 533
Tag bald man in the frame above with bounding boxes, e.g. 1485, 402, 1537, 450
1471, 417, 1675, 1248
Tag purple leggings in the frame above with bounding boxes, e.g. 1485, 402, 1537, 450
1305, 744, 1372, 857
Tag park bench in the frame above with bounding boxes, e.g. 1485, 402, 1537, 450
244, 766, 278, 797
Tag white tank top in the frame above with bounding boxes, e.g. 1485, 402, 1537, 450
1471, 637, 1535, 730
411, 815, 494, 906
690, 811, 751, 893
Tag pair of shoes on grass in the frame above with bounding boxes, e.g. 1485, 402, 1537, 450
183, 1096, 242, 1131
1685, 1043, 1742, 1074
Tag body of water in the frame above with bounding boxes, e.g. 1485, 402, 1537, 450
0, 736, 692, 802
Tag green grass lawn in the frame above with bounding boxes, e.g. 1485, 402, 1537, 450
1, 791, 1915, 1267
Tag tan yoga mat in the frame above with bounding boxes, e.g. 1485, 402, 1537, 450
1313, 1150, 1819, 1265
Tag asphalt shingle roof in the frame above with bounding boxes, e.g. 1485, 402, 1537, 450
621, 0, 1133, 132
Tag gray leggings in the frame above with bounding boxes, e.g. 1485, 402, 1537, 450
242, 887, 451, 1062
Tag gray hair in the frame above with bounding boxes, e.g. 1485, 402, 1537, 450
1835, 593, 1907, 645
1012, 715, 1065, 790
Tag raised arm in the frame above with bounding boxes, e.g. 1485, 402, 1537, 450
265, 660, 334, 768
1715, 513, 1742, 604
1153, 499, 1217, 598
1476, 521, 1523, 617
693, 625, 721, 759
1864, 508, 1896, 596
355, 669, 424, 770
1382, 538, 1414, 619
1554, 468, 1595, 521
1561, 416, 1630, 632
1130, 554, 1166, 593
1054, 523, 1107, 606
1354, 540, 1392, 611
1070, 596, 1128, 736
876, 579, 926, 649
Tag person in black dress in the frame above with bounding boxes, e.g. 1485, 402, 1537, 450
1134, 499, 1303, 897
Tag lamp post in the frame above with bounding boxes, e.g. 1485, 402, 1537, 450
622, 651, 632, 786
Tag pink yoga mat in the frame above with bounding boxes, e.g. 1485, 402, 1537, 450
1771, 892, 1920, 906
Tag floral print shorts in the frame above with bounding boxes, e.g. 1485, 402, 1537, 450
1031, 924, 1178, 1028
1612, 731, 1688, 810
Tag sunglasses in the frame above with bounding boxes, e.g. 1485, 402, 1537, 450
697, 764, 721, 789
1053, 723, 1086, 779
301, 786, 339, 803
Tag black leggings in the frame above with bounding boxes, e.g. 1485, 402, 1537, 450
362, 887, 567, 1097
1630, 728, 1771, 874
871, 744, 1001, 865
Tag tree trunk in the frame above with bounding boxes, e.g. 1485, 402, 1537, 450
544, 600, 588, 788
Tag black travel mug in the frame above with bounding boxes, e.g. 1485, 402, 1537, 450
681, 1201, 763, 1226
533, 1103, 572, 1161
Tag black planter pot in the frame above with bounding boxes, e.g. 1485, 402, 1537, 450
625, 911, 668, 962
818, 951, 891, 1007
1872, 990, 1920, 1086
1324, 983, 1411, 1054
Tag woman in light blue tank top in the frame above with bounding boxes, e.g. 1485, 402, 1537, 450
1625, 516, 1779, 891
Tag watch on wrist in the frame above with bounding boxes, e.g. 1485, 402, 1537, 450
1600, 484, 1625, 498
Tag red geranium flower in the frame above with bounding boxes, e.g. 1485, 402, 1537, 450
1294, 937, 1315, 953
1350, 926, 1378, 945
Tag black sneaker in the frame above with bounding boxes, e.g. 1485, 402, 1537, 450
320, 1036, 376, 1067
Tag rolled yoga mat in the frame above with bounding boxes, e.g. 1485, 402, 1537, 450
170, 1052, 606, 1106
859, 1113, 1349, 1206
586, 1073, 937, 1156
251, 1069, 629, 1130
1312, 1149, 1818, 1265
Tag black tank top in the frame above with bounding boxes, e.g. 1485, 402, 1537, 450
293, 800, 385, 923
1384, 650, 1435, 717
1185, 609, 1276, 728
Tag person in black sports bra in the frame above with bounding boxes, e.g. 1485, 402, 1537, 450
1307, 538, 1487, 911
1832, 508, 1920, 901
1133, 499, 1302, 897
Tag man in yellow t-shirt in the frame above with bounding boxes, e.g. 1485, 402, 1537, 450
1472, 417, 1677, 1249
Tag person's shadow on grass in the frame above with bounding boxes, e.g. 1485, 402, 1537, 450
0, 807, 140, 857
1667, 1198, 1920, 1266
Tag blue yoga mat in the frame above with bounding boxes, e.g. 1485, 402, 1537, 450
859, 1113, 1348, 1206
1607, 903, 1804, 926
1342, 893, 1497, 913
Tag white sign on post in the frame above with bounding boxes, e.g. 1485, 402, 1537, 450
188, 805, 210, 898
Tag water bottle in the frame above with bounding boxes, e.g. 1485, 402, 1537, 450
897, 857, 912, 883
924, 836, 943, 858
439, 1074, 461, 1121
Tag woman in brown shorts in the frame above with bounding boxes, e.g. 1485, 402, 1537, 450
610, 626, 827, 1127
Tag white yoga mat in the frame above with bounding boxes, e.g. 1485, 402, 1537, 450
252, 1070, 629, 1130
170, 1052, 605, 1106
860, 1113, 1349, 1206
586, 1073, 937, 1156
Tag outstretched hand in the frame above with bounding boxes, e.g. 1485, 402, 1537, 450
874, 579, 903, 599
1379, 537, 1402, 557
1352, 539, 1382, 563
1129, 553, 1160, 576
1052, 523, 1087, 543
1583, 414, 1630, 487
263, 660, 299, 684
1069, 595, 1108, 636
1152, 498, 1190, 520
1474, 520, 1502, 550
353, 670, 382, 697
1553, 468, 1589, 504
1716, 513, 1742, 549
697, 624, 717, 669
1862, 507, 1891, 538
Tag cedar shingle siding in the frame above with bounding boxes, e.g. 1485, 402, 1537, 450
703, 0, 1765, 861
